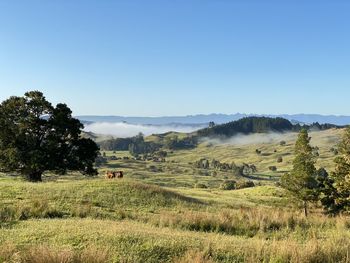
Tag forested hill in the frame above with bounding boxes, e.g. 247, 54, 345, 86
196, 117, 340, 138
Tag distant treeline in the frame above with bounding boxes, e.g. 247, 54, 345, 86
295, 122, 341, 131
98, 134, 160, 156
197, 117, 293, 137
98, 117, 342, 153
197, 117, 342, 138
98, 137, 134, 151
98, 133, 197, 155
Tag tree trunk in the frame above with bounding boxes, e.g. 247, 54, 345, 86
26, 171, 43, 182
303, 201, 308, 217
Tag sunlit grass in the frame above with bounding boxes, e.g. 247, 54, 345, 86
0, 129, 348, 262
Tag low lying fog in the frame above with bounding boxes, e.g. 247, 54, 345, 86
84, 122, 204, 138
84, 122, 299, 144
202, 132, 297, 146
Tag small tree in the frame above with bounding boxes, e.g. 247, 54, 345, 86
269, 166, 277, 172
0, 91, 99, 181
322, 127, 350, 214
281, 129, 318, 216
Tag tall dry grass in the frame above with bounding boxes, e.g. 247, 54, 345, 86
149, 207, 350, 238
0, 244, 111, 263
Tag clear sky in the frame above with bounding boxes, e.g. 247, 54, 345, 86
0, 0, 349, 116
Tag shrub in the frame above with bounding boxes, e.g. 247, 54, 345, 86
277, 156, 283, 163
269, 166, 277, 172
280, 141, 286, 146
219, 180, 236, 190
330, 147, 339, 155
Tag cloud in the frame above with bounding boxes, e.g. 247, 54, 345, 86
83, 122, 204, 137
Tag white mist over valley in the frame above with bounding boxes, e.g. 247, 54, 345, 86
83, 122, 206, 137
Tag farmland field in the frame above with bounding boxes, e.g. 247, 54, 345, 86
0, 129, 349, 263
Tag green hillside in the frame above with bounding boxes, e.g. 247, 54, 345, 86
0, 128, 349, 262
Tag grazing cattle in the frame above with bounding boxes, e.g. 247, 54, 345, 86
106, 171, 115, 179
115, 171, 123, 178
105, 170, 124, 179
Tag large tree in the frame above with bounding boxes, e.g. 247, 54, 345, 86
321, 127, 350, 214
281, 129, 319, 216
0, 91, 99, 181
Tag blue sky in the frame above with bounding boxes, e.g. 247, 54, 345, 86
0, 0, 349, 116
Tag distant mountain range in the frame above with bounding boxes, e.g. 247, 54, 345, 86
76, 113, 350, 126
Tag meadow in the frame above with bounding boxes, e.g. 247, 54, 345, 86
0, 128, 349, 263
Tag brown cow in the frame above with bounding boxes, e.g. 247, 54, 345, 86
105, 171, 123, 179
105, 171, 114, 179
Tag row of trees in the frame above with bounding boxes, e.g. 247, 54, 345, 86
164, 135, 197, 150
281, 128, 350, 216
194, 158, 257, 176
99, 134, 198, 152
199, 117, 341, 138
128, 133, 160, 157
98, 137, 134, 151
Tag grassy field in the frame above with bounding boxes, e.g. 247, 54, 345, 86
0, 129, 349, 262
102, 128, 343, 188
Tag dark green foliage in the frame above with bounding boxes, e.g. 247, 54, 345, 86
330, 147, 339, 155
306, 122, 342, 131
165, 135, 197, 150
220, 180, 236, 190
321, 127, 350, 214
277, 156, 283, 163
292, 122, 342, 133
99, 133, 161, 156
269, 166, 277, 172
241, 163, 257, 175
198, 117, 293, 138
280, 129, 319, 216
195, 159, 256, 176
198, 117, 341, 139
0, 91, 99, 181
315, 168, 339, 214
128, 133, 160, 157
98, 137, 134, 151
194, 159, 210, 169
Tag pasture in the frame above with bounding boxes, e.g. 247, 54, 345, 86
0, 128, 349, 263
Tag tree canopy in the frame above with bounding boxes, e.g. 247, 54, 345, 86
197, 117, 341, 138
281, 129, 319, 216
0, 91, 99, 181
321, 127, 350, 214
197, 117, 294, 137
